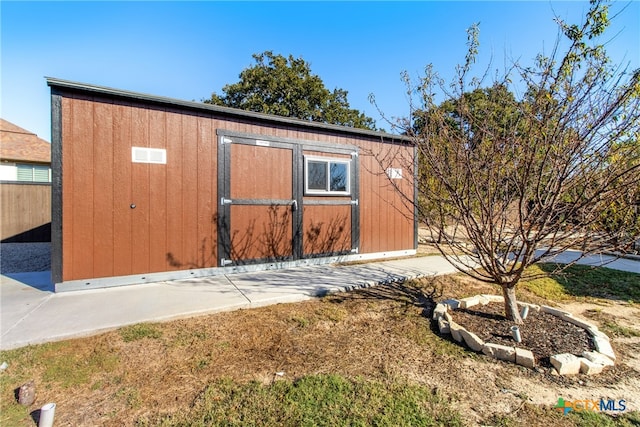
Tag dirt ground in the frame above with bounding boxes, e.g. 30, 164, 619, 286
3, 268, 638, 427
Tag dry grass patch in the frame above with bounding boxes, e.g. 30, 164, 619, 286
1, 272, 638, 426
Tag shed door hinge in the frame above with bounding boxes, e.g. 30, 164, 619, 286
351, 247, 359, 254
221, 198, 233, 205
220, 258, 233, 266
351, 199, 359, 206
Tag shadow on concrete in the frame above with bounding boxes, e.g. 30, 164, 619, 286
325, 276, 444, 319
3, 271, 54, 292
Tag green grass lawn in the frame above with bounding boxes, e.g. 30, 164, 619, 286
137, 374, 464, 427
522, 264, 640, 303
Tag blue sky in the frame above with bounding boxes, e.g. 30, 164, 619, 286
2, 1, 638, 140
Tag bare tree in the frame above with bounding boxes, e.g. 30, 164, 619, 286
373, 0, 640, 323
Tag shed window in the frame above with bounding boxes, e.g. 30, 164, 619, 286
304, 156, 350, 195
16, 164, 51, 182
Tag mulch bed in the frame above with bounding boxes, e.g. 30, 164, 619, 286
452, 302, 595, 368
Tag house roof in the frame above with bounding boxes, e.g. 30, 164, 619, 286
0, 118, 51, 164
46, 77, 412, 145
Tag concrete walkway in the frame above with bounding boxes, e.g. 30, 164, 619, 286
0, 256, 463, 351
542, 249, 640, 274
1, 253, 638, 351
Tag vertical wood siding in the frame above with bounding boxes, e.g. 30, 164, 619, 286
302, 205, 351, 255
59, 92, 414, 282
0, 183, 51, 242
230, 144, 292, 200
61, 96, 219, 280
112, 102, 133, 276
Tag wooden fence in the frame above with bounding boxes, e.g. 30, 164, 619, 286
1, 182, 51, 242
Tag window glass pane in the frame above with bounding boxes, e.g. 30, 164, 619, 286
33, 166, 50, 182
16, 165, 33, 181
329, 162, 348, 192
307, 161, 327, 190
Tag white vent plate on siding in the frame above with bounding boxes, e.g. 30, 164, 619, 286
132, 147, 167, 164
386, 167, 402, 180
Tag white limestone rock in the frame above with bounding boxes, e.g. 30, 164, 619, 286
560, 314, 596, 331
449, 320, 464, 343
477, 295, 490, 305
432, 303, 447, 320
541, 305, 571, 318
438, 317, 450, 334
515, 348, 536, 368
582, 351, 614, 367
460, 328, 484, 352
482, 343, 516, 362
550, 353, 581, 375
480, 294, 504, 303
442, 299, 460, 310
579, 358, 605, 375
592, 337, 616, 361
459, 297, 480, 309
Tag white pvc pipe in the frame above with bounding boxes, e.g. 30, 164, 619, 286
38, 403, 56, 427
511, 326, 522, 343
520, 305, 530, 320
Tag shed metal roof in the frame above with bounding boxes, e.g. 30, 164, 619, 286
46, 77, 411, 144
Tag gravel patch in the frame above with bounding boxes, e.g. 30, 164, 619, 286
0, 243, 51, 273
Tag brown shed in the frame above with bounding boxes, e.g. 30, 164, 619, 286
47, 78, 416, 291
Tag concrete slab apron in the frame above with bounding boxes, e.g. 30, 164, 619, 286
382, 257, 464, 277
1, 274, 54, 341
225, 264, 372, 307
0, 255, 477, 350
227, 258, 461, 307
1, 276, 248, 350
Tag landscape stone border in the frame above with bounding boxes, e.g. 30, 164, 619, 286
433, 295, 615, 375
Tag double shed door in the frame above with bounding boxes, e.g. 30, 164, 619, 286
217, 132, 359, 266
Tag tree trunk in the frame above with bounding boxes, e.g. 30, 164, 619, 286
502, 286, 523, 325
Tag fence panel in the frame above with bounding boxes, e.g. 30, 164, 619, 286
1, 182, 51, 242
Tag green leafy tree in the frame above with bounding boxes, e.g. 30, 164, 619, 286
206, 51, 376, 130
595, 139, 640, 249
375, 0, 640, 323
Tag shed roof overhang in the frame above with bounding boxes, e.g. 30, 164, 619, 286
46, 77, 412, 146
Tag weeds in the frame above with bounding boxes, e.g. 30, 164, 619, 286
600, 321, 640, 338
119, 323, 163, 342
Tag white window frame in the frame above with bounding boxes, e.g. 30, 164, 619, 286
304, 155, 351, 196
16, 163, 51, 182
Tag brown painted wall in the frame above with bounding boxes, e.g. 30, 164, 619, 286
57, 91, 414, 283
358, 141, 415, 254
